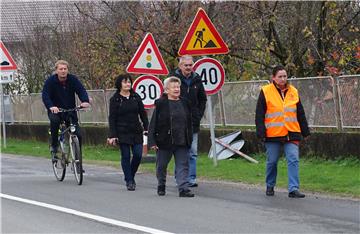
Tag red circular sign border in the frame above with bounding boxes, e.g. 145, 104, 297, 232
193, 58, 225, 95
132, 75, 164, 109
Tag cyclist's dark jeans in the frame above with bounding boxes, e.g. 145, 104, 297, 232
48, 112, 82, 150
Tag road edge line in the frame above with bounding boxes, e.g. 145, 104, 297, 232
1, 193, 173, 234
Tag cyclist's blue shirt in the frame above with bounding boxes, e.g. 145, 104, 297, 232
42, 74, 89, 110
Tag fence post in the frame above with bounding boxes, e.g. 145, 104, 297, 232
334, 76, 343, 131
29, 94, 33, 123
218, 90, 226, 126
104, 89, 109, 120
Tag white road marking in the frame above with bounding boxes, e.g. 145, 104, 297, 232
1, 193, 173, 234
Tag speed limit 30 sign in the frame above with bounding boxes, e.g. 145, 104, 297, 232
133, 75, 164, 109
193, 58, 225, 95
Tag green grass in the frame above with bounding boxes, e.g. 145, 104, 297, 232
2, 138, 360, 198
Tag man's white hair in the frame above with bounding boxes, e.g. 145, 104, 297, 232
163, 76, 181, 91
179, 55, 193, 65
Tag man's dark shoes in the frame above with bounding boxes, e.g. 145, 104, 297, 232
50, 145, 58, 153
50, 146, 58, 163
288, 190, 305, 198
266, 187, 274, 196
157, 185, 166, 196
127, 183, 136, 191
51, 154, 59, 163
75, 164, 85, 174
189, 183, 198, 187
179, 189, 195, 198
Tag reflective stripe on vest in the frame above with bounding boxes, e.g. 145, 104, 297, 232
265, 112, 283, 118
285, 117, 298, 122
262, 83, 301, 137
284, 107, 296, 112
265, 122, 285, 128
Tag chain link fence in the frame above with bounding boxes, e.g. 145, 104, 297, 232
337, 75, 360, 129
288, 76, 338, 128
3, 76, 360, 129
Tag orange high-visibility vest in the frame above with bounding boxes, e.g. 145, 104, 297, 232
262, 83, 301, 137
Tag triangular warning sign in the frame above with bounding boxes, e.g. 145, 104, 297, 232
126, 33, 169, 75
0, 41, 17, 71
178, 8, 229, 56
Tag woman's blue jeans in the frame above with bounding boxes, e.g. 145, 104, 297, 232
119, 143, 143, 185
265, 142, 300, 192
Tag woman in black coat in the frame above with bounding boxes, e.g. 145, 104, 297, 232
107, 74, 148, 191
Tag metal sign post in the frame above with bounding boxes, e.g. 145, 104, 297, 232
207, 95, 217, 166
1, 84, 6, 148
194, 58, 225, 166
1, 41, 18, 148
178, 7, 229, 166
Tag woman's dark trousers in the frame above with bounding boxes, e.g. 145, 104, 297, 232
119, 143, 143, 185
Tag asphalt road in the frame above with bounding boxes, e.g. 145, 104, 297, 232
1, 153, 359, 233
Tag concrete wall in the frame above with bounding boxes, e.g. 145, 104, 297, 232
4, 124, 360, 159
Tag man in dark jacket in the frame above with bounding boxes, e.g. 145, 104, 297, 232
255, 65, 310, 198
42, 60, 90, 161
148, 77, 194, 198
173, 55, 207, 187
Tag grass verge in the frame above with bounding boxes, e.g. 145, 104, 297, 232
2, 138, 359, 198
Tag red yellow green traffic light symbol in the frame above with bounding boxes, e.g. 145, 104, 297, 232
126, 33, 169, 75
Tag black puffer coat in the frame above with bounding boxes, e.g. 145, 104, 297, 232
148, 94, 193, 150
108, 91, 148, 145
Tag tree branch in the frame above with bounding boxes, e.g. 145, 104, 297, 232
229, 52, 272, 68
330, 9, 360, 39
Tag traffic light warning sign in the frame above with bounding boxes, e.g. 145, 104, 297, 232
127, 33, 169, 75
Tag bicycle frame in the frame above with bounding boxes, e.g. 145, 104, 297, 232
52, 106, 84, 185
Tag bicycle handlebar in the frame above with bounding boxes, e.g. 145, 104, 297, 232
58, 106, 86, 113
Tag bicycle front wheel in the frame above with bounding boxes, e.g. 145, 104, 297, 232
52, 151, 66, 181
70, 136, 83, 185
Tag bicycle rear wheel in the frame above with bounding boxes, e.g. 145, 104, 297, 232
52, 151, 66, 181
70, 136, 83, 185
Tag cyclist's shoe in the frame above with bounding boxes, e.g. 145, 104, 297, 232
51, 153, 59, 163
50, 145, 58, 153
75, 164, 85, 174
50, 146, 59, 163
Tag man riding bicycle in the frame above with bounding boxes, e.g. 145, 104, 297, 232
42, 60, 90, 162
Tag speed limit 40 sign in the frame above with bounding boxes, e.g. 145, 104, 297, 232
133, 75, 164, 109
193, 58, 225, 95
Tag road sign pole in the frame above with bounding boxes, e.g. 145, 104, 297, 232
207, 95, 217, 166
193, 57, 225, 167
1, 84, 6, 148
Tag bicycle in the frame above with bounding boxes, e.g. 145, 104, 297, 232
50, 106, 85, 185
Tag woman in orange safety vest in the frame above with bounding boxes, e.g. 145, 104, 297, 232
255, 65, 310, 198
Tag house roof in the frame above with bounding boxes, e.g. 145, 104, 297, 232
0, 0, 105, 42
